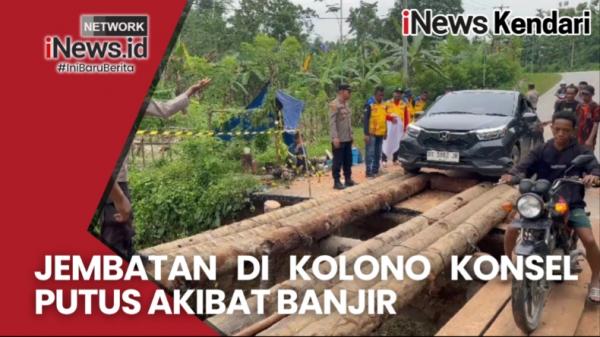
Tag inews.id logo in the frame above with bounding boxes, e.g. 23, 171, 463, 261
44, 15, 149, 60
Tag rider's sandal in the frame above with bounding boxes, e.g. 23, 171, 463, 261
587, 286, 600, 304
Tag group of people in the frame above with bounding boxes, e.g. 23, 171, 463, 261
552, 81, 600, 150
501, 80, 600, 303
328, 84, 428, 190
328, 80, 600, 302
101, 77, 600, 303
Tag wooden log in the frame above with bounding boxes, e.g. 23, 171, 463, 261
277, 188, 519, 336
233, 314, 286, 337
168, 174, 416, 255
257, 186, 514, 336
151, 174, 430, 290
318, 236, 362, 256
141, 171, 409, 255
208, 182, 493, 334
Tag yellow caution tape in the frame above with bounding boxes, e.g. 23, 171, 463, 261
135, 129, 293, 138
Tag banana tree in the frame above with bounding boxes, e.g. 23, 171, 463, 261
376, 34, 446, 86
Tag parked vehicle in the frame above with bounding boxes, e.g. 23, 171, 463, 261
399, 90, 544, 176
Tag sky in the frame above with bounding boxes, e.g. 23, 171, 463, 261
286, 0, 594, 41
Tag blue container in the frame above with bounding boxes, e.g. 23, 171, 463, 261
352, 147, 363, 165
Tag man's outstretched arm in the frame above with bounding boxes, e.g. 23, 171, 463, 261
145, 78, 211, 118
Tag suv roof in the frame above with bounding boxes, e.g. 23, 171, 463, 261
448, 89, 519, 96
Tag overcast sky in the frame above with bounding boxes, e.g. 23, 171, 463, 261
284, 0, 593, 41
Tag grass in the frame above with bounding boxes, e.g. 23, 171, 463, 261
307, 127, 366, 159
517, 72, 561, 96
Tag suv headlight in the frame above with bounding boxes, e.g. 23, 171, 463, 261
407, 124, 422, 138
474, 126, 507, 141
517, 194, 543, 219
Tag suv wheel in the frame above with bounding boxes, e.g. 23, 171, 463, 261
511, 143, 521, 165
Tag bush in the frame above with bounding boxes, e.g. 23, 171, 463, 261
129, 137, 261, 248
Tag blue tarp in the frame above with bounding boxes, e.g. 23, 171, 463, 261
216, 83, 271, 141
276, 90, 304, 131
217, 84, 304, 149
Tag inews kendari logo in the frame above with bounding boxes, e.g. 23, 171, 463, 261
401, 9, 592, 36
44, 15, 149, 74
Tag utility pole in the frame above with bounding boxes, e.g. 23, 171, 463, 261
483, 46, 486, 88
488, 4, 510, 86
339, 0, 344, 44
570, 39, 575, 70
402, 0, 409, 85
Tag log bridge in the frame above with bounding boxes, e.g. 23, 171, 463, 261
141, 170, 598, 336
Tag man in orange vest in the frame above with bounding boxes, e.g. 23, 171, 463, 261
364, 86, 387, 177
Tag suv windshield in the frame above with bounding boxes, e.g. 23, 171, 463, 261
427, 92, 516, 116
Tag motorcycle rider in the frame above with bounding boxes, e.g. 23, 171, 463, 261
499, 110, 600, 303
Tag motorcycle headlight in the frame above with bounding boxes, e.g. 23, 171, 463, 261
517, 194, 543, 219
407, 124, 422, 138
474, 126, 507, 141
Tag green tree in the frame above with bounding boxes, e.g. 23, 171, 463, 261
347, 1, 384, 45
383, 0, 463, 41
229, 0, 317, 43
180, 0, 234, 57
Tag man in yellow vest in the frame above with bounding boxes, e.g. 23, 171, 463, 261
364, 86, 387, 177
413, 90, 429, 119
403, 89, 416, 125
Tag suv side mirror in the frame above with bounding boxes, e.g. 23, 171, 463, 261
571, 154, 595, 168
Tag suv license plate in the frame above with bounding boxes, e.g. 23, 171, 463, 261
427, 150, 460, 163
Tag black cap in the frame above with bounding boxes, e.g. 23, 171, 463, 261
394, 87, 404, 93
338, 84, 351, 92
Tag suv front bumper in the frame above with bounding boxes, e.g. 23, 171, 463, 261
398, 136, 513, 176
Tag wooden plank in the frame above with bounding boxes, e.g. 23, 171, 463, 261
483, 301, 527, 336
575, 218, 600, 336
485, 246, 591, 336
531, 282, 588, 336
574, 301, 600, 336
535, 218, 597, 336
395, 190, 455, 213
436, 278, 511, 336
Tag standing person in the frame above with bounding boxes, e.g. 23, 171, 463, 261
413, 90, 429, 119
576, 85, 600, 150
103, 78, 212, 258
526, 83, 539, 111
554, 84, 580, 114
576, 81, 589, 103
403, 89, 416, 126
329, 84, 356, 190
555, 83, 567, 99
364, 87, 387, 177
384, 88, 408, 164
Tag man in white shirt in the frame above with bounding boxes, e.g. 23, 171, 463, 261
526, 83, 539, 110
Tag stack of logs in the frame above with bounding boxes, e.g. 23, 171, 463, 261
142, 171, 518, 336
142, 171, 427, 289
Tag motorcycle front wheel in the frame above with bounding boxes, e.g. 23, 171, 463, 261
511, 276, 546, 333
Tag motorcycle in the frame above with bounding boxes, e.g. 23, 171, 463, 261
509, 154, 595, 333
